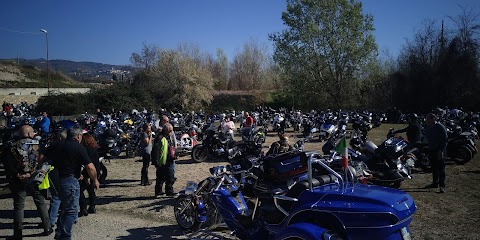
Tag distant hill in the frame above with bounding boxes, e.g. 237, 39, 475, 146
0, 60, 87, 88
0, 58, 135, 83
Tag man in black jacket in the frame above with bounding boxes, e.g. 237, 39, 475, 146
43, 127, 99, 240
2, 125, 52, 239
424, 113, 448, 193
393, 113, 422, 146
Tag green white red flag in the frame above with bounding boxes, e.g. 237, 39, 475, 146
335, 136, 349, 169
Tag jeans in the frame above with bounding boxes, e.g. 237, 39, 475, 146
10, 182, 51, 235
49, 194, 61, 226
430, 150, 446, 187
56, 176, 80, 240
141, 153, 151, 184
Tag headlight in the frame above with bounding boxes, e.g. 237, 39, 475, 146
397, 163, 403, 170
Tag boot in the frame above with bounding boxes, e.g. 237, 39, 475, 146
78, 207, 88, 217
155, 183, 164, 197
87, 205, 96, 214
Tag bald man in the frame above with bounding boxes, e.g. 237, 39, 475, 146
3, 125, 52, 239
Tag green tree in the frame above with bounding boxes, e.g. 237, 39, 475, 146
270, 0, 377, 108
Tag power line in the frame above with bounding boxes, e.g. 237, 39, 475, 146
0, 27, 42, 35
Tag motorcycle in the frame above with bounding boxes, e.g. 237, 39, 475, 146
348, 129, 416, 188
174, 166, 225, 231
125, 131, 142, 158
175, 126, 198, 157
319, 115, 338, 141
446, 130, 477, 165
191, 126, 266, 163
191, 123, 235, 163
271, 113, 285, 134
96, 127, 122, 158
176, 152, 417, 240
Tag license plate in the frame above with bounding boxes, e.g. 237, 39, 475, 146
401, 227, 411, 240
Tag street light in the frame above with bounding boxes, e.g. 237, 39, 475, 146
40, 29, 50, 93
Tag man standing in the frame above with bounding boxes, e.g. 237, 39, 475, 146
38, 112, 50, 135
424, 113, 448, 193
244, 112, 254, 128
43, 127, 99, 240
393, 113, 422, 147
2, 125, 52, 239
222, 115, 235, 140
151, 123, 177, 196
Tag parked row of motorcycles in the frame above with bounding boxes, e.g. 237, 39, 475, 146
170, 108, 478, 239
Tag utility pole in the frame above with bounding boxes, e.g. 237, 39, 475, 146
40, 29, 50, 93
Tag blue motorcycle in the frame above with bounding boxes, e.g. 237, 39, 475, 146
175, 151, 416, 239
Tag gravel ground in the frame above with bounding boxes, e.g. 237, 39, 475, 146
1, 124, 479, 239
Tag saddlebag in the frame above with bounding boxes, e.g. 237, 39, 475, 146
262, 150, 308, 182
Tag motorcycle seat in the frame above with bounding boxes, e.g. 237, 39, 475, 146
272, 174, 338, 214
286, 174, 337, 200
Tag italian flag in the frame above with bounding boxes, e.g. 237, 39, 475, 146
335, 136, 349, 169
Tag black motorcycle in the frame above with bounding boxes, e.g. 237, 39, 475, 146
96, 128, 122, 158
348, 129, 415, 188
191, 127, 266, 163
191, 128, 235, 163
446, 131, 477, 164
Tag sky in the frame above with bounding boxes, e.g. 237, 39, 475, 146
0, 0, 478, 66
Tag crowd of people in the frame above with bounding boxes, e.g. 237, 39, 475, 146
2, 124, 99, 239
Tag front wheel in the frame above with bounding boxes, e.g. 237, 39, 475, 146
174, 195, 199, 230
191, 144, 209, 163
126, 144, 138, 158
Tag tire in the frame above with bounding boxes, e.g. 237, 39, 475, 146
416, 152, 432, 173
174, 195, 221, 231
98, 163, 107, 183
126, 144, 138, 158
276, 223, 340, 240
191, 144, 209, 163
454, 147, 473, 165
111, 146, 121, 157
174, 195, 199, 230
392, 180, 402, 189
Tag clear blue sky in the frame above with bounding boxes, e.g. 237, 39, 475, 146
0, 0, 477, 65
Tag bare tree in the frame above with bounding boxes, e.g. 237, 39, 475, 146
129, 42, 160, 70
448, 4, 480, 59
229, 39, 269, 90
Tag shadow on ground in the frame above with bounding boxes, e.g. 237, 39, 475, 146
115, 225, 185, 240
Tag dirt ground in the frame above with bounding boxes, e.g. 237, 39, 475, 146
1, 123, 479, 239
